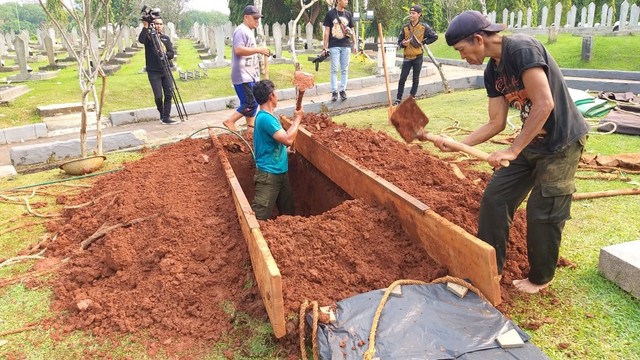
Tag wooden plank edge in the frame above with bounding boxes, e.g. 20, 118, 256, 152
210, 132, 287, 337
289, 124, 501, 305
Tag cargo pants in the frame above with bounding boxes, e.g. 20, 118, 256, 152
251, 170, 295, 221
478, 136, 586, 284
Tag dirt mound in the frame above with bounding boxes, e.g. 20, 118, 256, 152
44, 113, 535, 356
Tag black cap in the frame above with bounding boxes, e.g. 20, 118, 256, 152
445, 10, 506, 46
410, 5, 422, 14
243, 5, 264, 18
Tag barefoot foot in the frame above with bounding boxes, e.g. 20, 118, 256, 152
222, 120, 237, 132
512, 278, 550, 293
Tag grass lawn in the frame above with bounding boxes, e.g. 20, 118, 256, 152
1, 30, 639, 358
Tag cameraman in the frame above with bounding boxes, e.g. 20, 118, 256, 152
138, 17, 179, 125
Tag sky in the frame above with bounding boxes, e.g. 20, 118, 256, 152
186, 0, 230, 15
0, 0, 230, 15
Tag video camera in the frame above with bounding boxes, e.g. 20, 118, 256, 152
140, 5, 161, 23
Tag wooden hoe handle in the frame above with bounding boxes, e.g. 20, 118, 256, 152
419, 130, 510, 167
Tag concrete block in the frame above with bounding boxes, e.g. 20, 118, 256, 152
3, 124, 38, 143
171, 101, 207, 117
360, 76, 382, 88
314, 82, 332, 96
34, 123, 48, 138
36, 102, 94, 117
0, 165, 17, 178
447, 282, 469, 298
280, 87, 297, 101
599, 240, 640, 299
496, 329, 524, 349
10, 130, 147, 166
204, 98, 227, 112
135, 108, 160, 122
380, 285, 402, 297
110, 110, 137, 126
0, 129, 6, 145
347, 78, 364, 90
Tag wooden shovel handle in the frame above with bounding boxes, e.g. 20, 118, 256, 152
378, 23, 393, 108
419, 131, 510, 167
296, 90, 305, 110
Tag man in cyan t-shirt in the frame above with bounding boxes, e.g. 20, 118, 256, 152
223, 5, 271, 132
251, 80, 304, 220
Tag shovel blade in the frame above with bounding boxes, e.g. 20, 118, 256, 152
389, 97, 429, 143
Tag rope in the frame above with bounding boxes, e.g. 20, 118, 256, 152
188, 126, 256, 161
299, 299, 319, 360
363, 276, 489, 360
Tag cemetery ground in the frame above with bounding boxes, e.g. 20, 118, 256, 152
1, 33, 639, 358
1, 88, 639, 359
1, 33, 639, 129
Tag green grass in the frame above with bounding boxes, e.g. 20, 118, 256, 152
0, 39, 377, 129
332, 89, 640, 360
427, 32, 640, 71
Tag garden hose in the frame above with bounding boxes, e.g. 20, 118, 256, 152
188, 126, 256, 161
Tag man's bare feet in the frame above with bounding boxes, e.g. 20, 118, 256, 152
513, 278, 550, 293
222, 120, 237, 132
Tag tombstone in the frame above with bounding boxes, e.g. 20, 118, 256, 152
580, 7, 587, 27
122, 27, 131, 49
582, 36, 593, 61
71, 28, 79, 47
201, 25, 231, 68
48, 28, 56, 46
554, 3, 563, 30
60, 31, 76, 61
502, 8, 509, 25
90, 32, 99, 57
264, 23, 270, 46
601, 4, 609, 27
569, 5, 577, 27
541, 6, 549, 28
607, 7, 613, 27
490, 11, 497, 24
377, 43, 398, 75
548, 26, 558, 43
130, 27, 139, 49
273, 22, 283, 58
619, 0, 630, 31
192, 23, 201, 41
516, 10, 523, 28
526, 8, 532, 28
305, 22, 313, 51
287, 20, 294, 41
36, 29, 45, 50
630, 4, 639, 27
8, 36, 58, 81
44, 35, 55, 65
587, 2, 596, 27
215, 26, 226, 63
0, 36, 6, 57
167, 22, 177, 40
206, 27, 216, 58
509, 11, 515, 28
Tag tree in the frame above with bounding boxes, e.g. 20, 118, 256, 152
140, 0, 189, 34
39, 0, 133, 159
0, 2, 47, 35
179, 10, 229, 34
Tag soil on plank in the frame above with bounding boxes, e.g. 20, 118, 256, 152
38, 113, 564, 357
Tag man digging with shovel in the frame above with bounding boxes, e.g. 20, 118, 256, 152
438, 11, 589, 293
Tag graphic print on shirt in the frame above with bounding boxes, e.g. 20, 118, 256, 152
332, 15, 350, 39
495, 73, 532, 123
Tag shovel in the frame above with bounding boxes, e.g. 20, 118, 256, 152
293, 66, 315, 110
390, 97, 510, 167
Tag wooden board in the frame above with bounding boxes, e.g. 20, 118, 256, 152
210, 132, 287, 338
288, 124, 502, 305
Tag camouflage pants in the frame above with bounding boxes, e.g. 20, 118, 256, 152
478, 136, 586, 284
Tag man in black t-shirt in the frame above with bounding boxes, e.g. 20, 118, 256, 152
439, 11, 589, 294
322, 0, 356, 102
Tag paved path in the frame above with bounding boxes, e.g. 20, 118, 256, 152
0, 64, 484, 172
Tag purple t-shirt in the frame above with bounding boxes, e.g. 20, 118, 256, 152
231, 23, 259, 85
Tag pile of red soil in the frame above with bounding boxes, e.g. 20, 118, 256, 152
43, 113, 541, 356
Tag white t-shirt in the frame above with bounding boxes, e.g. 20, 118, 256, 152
231, 23, 259, 85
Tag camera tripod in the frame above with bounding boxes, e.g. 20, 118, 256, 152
147, 26, 187, 122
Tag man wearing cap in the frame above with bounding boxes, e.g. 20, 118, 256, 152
394, 4, 438, 105
322, 0, 357, 102
438, 11, 589, 294
223, 5, 271, 132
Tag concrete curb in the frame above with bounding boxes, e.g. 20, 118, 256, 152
10, 130, 147, 167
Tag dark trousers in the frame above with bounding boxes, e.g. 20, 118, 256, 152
478, 136, 586, 284
252, 170, 295, 220
148, 71, 173, 121
396, 55, 423, 100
